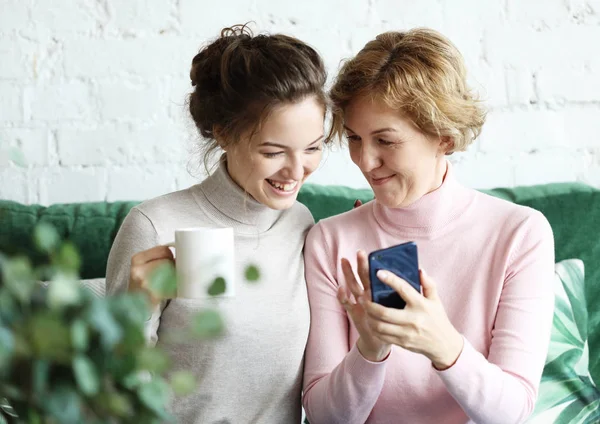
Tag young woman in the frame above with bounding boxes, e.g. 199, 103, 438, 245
106, 24, 328, 423
303, 28, 554, 424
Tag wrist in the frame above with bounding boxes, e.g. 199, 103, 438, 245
356, 338, 391, 362
432, 331, 464, 371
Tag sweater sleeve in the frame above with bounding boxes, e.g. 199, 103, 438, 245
105, 207, 167, 347
437, 210, 555, 424
302, 223, 388, 424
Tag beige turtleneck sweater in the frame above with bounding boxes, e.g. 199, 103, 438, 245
106, 160, 313, 424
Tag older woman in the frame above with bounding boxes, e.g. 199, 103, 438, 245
302, 28, 554, 424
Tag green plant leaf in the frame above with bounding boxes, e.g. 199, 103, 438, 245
137, 347, 170, 374
0, 291, 16, 324
48, 272, 81, 309
137, 379, 171, 419
122, 370, 151, 390
0, 397, 17, 417
190, 309, 224, 339
170, 371, 196, 396
0, 327, 14, 367
147, 262, 177, 299
112, 292, 152, 325
0, 385, 23, 402
99, 392, 133, 417
87, 299, 123, 350
2, 257, 35, 302
8, 147, 26, 168
73, 355, 100, 396
33, 222, 60, 253
33, 360, 50, 394
71, 320, 88, 351
30, 313, 71, 361
207, 277, 226, 296
52, 242, 81, 274
245, 265, 260, 282
45, 386, 82, 424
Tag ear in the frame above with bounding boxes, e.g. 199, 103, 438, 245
213, 126, 227, 150
438, 136, 454, 156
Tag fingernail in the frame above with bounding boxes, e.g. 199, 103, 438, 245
377, 270, 389, 279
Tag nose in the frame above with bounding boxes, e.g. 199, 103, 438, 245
356, 140, 381, 173
283, 154, 305, 181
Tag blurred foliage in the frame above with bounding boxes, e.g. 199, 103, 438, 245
0, 224, 196, 423
0, 217, 259, 423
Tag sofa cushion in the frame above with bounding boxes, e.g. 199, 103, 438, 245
528, 259, 600, 423
0, 200, 140, 280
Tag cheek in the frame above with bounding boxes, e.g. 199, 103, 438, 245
348, 144, 360, 165
305, 151, 323, 173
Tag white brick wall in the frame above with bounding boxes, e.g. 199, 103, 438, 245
1, 0, 599, 205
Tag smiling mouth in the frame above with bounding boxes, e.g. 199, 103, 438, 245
266, 179, 298, 192
371, 174, 395, 185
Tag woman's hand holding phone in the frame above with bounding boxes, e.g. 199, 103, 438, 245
339, 251, 391, 363
362, 269, 464, 370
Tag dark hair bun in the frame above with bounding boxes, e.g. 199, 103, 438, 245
188, 24, 327, 151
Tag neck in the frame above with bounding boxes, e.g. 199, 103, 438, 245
193, 158, 283, 234
372, 160, 474, 238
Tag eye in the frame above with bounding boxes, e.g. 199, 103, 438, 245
263, 152, 284, 158
305, 146, 322, 154
346, 134, 361, 143
377, 138, 394, 146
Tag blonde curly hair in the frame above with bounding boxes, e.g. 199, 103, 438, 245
330, 28, 486, 153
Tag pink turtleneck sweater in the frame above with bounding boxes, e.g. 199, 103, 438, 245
302, 162, 555, 424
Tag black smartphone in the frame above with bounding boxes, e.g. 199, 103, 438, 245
368, 241, 421, 309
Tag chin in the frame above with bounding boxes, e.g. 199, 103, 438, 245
264, 197, 296, 210
374, 190, 410, 208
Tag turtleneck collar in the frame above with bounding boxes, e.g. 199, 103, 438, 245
372, 161, 475, 239
192, 158, 283, 234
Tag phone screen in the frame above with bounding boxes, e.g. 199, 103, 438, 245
368, 241, 421, 309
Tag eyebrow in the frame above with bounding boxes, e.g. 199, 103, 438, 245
259, 135, 324, 149
344, 126, 397, 135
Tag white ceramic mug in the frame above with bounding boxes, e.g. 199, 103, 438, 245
168, 227, 235, 299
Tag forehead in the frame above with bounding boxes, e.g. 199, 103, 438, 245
344, 96, 413, 133
254, 97, 325, 146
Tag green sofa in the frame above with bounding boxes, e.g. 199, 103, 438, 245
1, 181, 600, 422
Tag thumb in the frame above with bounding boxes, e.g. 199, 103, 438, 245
419, 269, 438, 300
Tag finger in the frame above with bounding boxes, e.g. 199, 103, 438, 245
131, 245, 174, 266
356, 250, 371, 298
341, 258, 364, 300
131, 258, 174, 288
337, 286, 362, 325
361, 297, 406, 325
368, 319, 405, 339
376, 270, 421, 306
337, 285, 350, 306
419, 269, 438, 300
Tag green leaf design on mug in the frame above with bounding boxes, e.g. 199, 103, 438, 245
207, 277, 226, 296
245, 265, 260, 282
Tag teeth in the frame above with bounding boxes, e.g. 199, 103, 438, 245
268, 180, 298, 192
